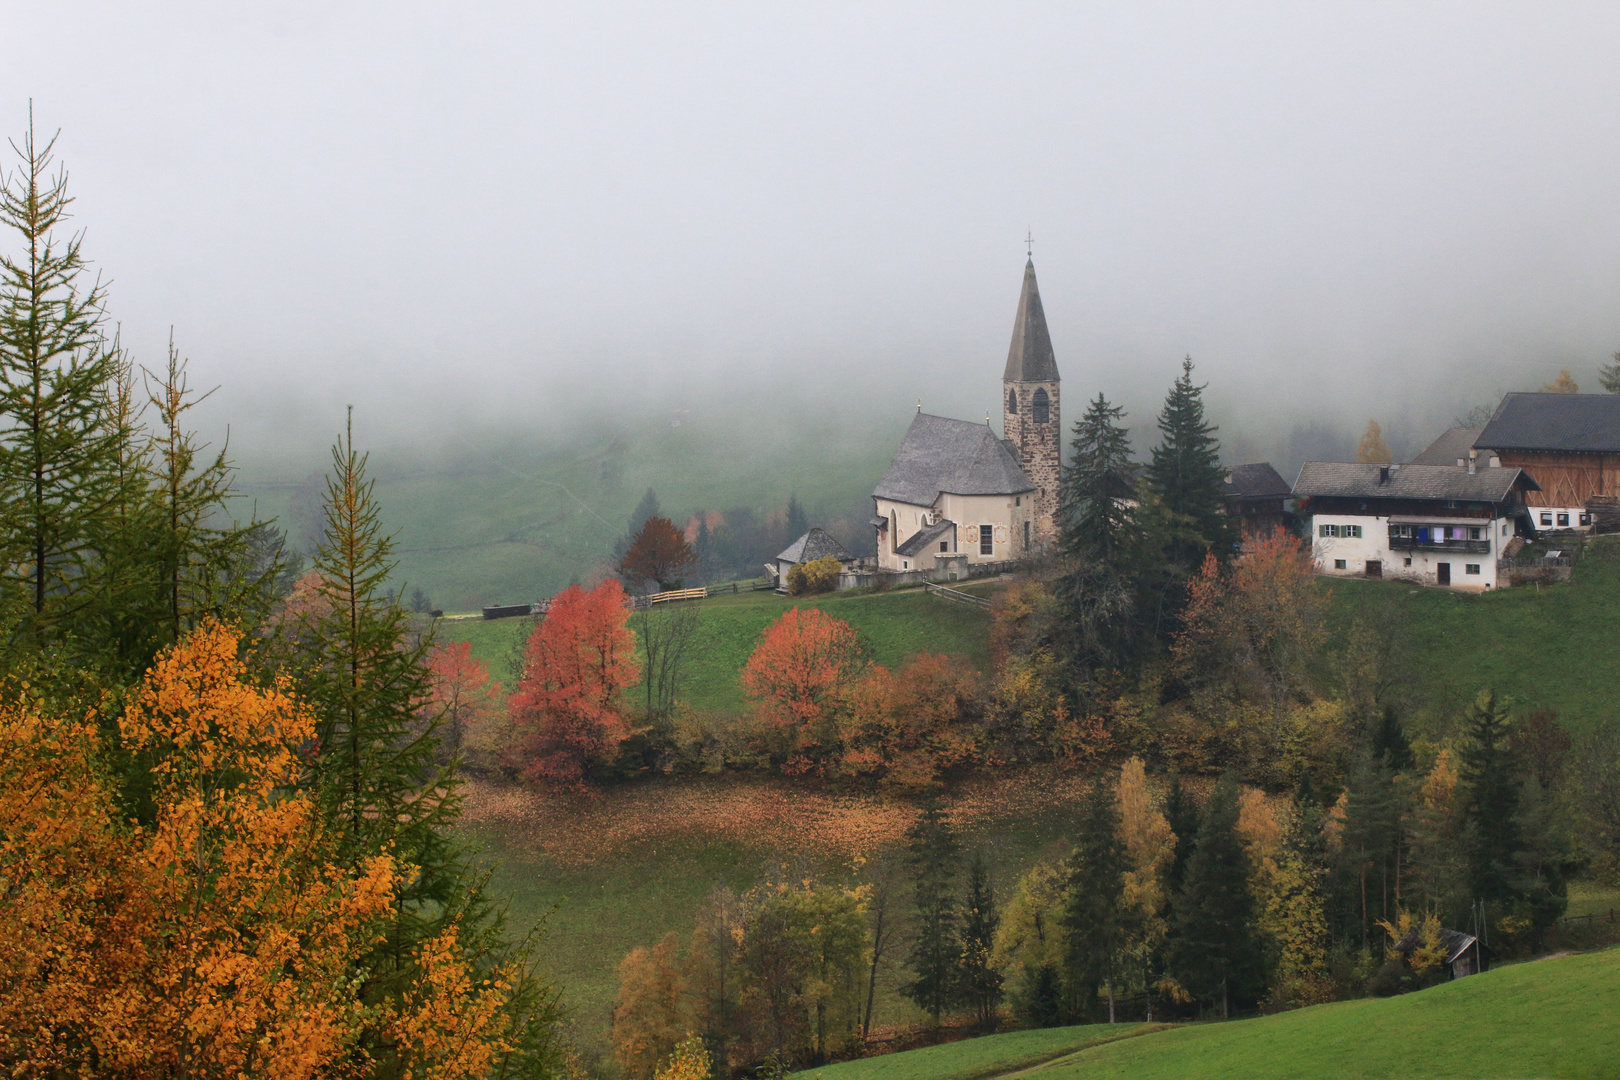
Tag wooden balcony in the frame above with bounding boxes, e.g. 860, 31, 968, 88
1387, 536, 1490, 554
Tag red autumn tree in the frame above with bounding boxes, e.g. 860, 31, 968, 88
741, 607, 863, 771
425, 640, 501, 766
618, 515, 699, 592
508, 579, 641, 790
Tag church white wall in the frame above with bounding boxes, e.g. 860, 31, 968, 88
874, 491, 1035, 572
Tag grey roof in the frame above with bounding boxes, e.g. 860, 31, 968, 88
1002, 259, 1060, 383
1293, 461, 1538, 502
1477, 393, 1620, 453
1221, 462, 1290, 500
896, 519, 956, 557
874, 412, 1035, 505
776, 527, 852, 565
1411, 427, 1485, 466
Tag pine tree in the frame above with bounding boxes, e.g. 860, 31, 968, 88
0, 112, 123, 645
1332, 748, 1403, 948
1146, 358, 1233, 573
296, 410, 461, 990
1060, 393, 1137, 564
1600, 351, 1620, 395
1062, 777, 1130, 1022
1458, 690, 1523, 905
902, 797, 963, 1024
1170, 773, 1258, 1017
786, 494, 808, 540
1163, 772, 1200, 896
959, 850, 1003, 1029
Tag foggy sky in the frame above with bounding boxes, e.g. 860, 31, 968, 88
4, 2, 1620, 467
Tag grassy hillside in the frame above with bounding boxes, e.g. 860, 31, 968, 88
797, 947, 1620, 1080
793, 1025, 1157, 1080
234, 410, 905, 612
438, 584, 996, 711
1324, 538, 1620, 733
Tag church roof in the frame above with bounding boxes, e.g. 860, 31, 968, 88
874, 412, 1034, 506
1003, 259, 1059, 383
776, 527, 853, 565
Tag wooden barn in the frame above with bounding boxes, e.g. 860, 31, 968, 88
1472, 393, 1620, 530
1220, 462, 1292, 538
1394, 926, 1493, 980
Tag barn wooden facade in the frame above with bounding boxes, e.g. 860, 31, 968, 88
1475, 393, 1620, 528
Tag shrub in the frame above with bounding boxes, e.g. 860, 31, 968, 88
787, 556, 841, 596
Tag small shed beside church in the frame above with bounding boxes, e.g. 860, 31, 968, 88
772, 528, 856, 591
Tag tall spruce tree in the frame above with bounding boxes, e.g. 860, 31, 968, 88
1332, 747, 1404, 946
1601, 351, 1620, 395
1163, 772, 1200, 896
1146, 358, 1233, 578
1170, 773, 1258, 1017
959, 850, 1004, 1029
1062, 777, 1131, 1022
902, 797, 964, 1024
786, 494, 809, 540
1458, 690, 1524, 905
297, 410, 461, 986
0, 114, 123, 645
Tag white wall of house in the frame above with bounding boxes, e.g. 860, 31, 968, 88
874, 491, 1035, 572
1529, 506, 1593, 531
1307, 512, 1510, 590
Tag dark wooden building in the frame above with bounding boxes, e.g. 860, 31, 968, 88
1472, 393, 1620, 529
1221, 462, 1292, 538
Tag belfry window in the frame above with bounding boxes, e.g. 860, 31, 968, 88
1007, 388, 1018, 414
1032, 388, 1050, 424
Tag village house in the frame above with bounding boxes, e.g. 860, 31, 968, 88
1414, 393, 1620, 531
872, 259, 1060, 573
1220, 462, 1292, 538
1292, 460, 1539, 590
770, 527, 857, 590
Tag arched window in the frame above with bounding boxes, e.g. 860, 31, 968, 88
1007, 388, 1018, 415
1032, 388, 1050, 424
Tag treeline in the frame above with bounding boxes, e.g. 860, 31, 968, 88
0, 123, 564, 1076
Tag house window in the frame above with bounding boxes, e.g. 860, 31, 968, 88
939, 541, 948, 552
980, 525, 994, 556
1502, 522, 1510, 536
1318, 523, 1362, 539
1333, 559, 1347, 569
1465, 564, 1481, 575
1015, 496, 1021, 507
1581, 512, 1593, 526
1469, 527, 1481, 540
1557, 513, 1570, 527
1541, 512, 1553, 526
1404, 557, 1412, 566
1032, 388, 1050, 424
902, 560, 909, 569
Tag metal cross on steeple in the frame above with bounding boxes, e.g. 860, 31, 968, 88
1025, 229, 1033, 258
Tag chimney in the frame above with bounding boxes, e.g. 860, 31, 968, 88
1468, 449, 1478, 475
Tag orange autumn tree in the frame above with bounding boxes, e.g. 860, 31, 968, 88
741, 606, 863, 772
0, 619, 517, 1078
509, 578, 641, 789
839, 654, 979, 789
617, 515, 699, 592
426, 639, 502, 766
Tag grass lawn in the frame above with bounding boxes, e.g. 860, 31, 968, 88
1322, 537, 1620, 734
792, 1025, 1158, 1080
794, 947, 1620, 1080
437, 584, 996, 709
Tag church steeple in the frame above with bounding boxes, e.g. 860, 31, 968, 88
1001, 258, 1061, 549
1003, 259, 1059, 383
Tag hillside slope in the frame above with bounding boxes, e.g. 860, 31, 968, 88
798, 947, 1620, 1080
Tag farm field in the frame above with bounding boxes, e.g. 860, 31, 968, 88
437, 583, 997, 710
795, 946, 1620, 1080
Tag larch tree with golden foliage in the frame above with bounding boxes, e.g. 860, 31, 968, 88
1355, 419, 1392, 463
0, 621, 521, 1078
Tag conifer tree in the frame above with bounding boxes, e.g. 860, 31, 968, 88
297, 410, 460, 985
902, 797, 963, 1024
1060, 393, 1137, 564
1458, 690, 1523, 905
1062, 777, 1130, 1022
786, 494, 808, 540
1332, 747, 1403, 948
1170, 773, 1258, 1017
1146, 358, 1233, 574
1600, 351, 1620, 395
1163, 772, 1200, 896
959, 850, 1004, 1029
0, 113, 123, 644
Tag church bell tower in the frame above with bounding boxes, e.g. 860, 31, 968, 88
1002, 258, 1061, 544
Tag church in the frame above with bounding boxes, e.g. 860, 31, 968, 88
872, 259, 1062, 573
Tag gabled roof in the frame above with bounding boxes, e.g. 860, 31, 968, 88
896, 519, 956, 557
1394, 927, 1484, 965
874, 412, 1035, 506
1003, 259, 1060, 383
1293, 461, 1539, 503
1478, 393, 1620, 453
1221, 462, 1290, 500
1411, 427, 1485, 466
776, 527, 852, 565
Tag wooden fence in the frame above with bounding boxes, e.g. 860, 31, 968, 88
923, 582, 993, 609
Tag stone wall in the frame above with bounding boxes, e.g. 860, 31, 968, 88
1004, 378, 1061, 547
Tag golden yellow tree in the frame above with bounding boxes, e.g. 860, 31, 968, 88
613, 933, 688, 1080
1543, 369, 1579, 393
1355, 420, 1392, 463
0, 620, 517, 1079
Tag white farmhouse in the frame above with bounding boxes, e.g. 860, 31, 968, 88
1292, 461, 1540, 590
